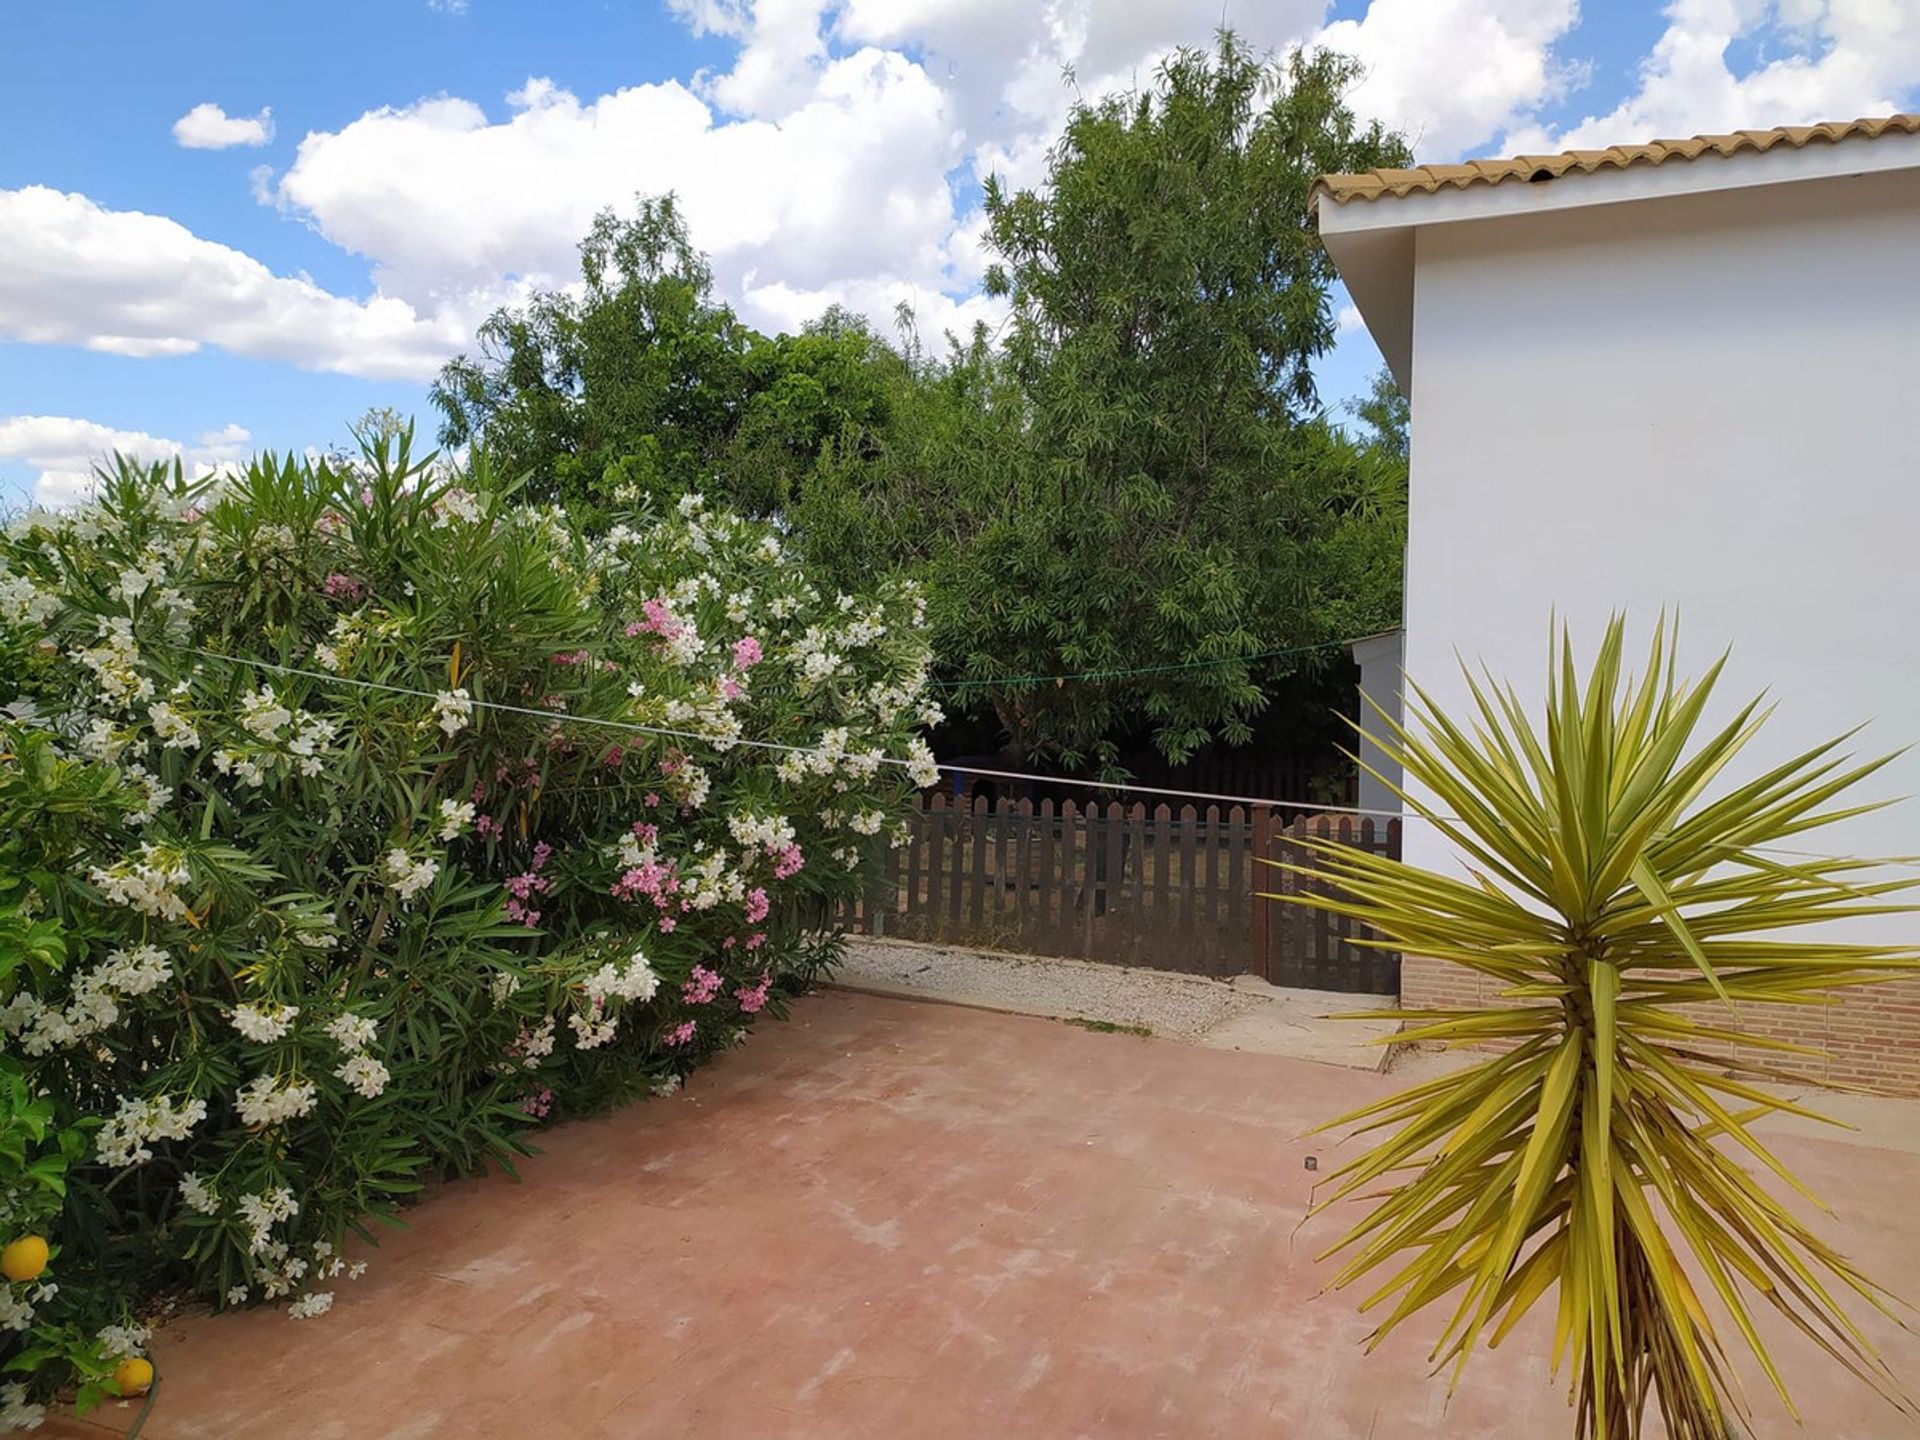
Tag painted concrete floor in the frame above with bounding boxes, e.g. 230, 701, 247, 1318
54, 990, 1920, 1439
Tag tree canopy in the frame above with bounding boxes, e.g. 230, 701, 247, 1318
802, 40, 1411, 766
431, 196, 898, 519
433, 35, 1413, 772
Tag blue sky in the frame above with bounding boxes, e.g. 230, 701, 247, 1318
3, 0, 1916, 505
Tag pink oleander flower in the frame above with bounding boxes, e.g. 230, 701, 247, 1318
504, 859, 554, 926
612, 858, 678, 904
719, 676, 744, 701
639, 596, 683, 639
531, 842, 553, 871
744, 931, 766, 951
732, 636, 762, 670
551, 649, 591, 666
359, 486, 375, 506
735, 971, 772, 1014
644, 792, 661, 808
744, 887, 770, 924
683, 965, 722, 1004
629, 821, 658, 846
323, 572, 367, 602
665, 1021, 696, 1047
521, 1087, 553, 1118
475, 814, 503, 840
721, 935, 737, 950
603, 744, 624, 766
659, 916, 677, 933
773, 844, 805, 879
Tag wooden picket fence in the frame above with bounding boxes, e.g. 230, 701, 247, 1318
833, 794, 1402, 993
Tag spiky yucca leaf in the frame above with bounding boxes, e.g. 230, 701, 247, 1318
1271, 618, 1919, 1440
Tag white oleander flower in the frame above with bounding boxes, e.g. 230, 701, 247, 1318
437, 798, 475, 839
235, 1075, 317, 1128
569, 1012, 618, 1050
178, 1172, 219, 1215
432, 689, 472, 735
98, 1323, 151, 1359
236, 1186, 299, 1254
95, 1093, 207, 1168
334, 1053, 390, 1100
100, 943, 171, 996
149, 699, 200, 749
240, 686, 293, 741
382, 849, 439, 902
324, 1013, 377, 1052
288, 1290, 334, 1320
231, 1001, 299, 1043
905, 736, 940, 789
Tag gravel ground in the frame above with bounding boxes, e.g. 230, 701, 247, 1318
830, 936, 1398, 1069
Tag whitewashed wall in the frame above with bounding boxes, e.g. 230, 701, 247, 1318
1400, 167, 1920, 933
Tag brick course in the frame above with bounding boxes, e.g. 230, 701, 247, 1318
1401, 957, 1920, 1096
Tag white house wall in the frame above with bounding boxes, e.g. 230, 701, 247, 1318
1400, 167, 1920, 938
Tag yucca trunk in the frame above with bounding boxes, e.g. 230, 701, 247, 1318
1272, 618, 1917, 1439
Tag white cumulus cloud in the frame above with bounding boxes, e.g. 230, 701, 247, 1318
0, 186, 463, 380
172, 102, 276, 150
0, 416, 252, 509
1313, 0, 1584, 157
1503, 0, 1920, 152
272, 56, 1002, 343
8, 0, 1913, 396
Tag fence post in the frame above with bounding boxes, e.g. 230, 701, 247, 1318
1249, 803, 1272, 980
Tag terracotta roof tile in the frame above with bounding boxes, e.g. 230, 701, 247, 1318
1315, 114, 1920, 205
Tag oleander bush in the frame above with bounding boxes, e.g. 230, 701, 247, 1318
0, 437, 938, 1422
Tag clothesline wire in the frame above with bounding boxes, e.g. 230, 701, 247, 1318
929, 638, 1348, 691
186, 648, 1920, 871
189, 647, 1405, 818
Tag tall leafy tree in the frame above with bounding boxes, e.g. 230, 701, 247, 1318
896, 38, 1408, 765
432, 197, 896, 517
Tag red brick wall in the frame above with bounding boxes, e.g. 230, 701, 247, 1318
1401, 956, 1920, 1097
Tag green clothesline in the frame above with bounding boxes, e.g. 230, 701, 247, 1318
929, 637, 1350, 691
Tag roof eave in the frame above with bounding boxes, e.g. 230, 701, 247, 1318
1315, 125, 1920, 230
1315, 127, 1920, 403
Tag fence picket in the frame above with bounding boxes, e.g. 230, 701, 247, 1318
946, 795, 967, 943
1038, 799, 1058, 951
1176, 803, 1198, 951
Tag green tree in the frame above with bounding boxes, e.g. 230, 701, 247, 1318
431, 197, 896, 517
805, 38, 1411, 767
1348, 367, 1409, 459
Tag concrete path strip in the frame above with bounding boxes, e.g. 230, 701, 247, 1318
830, 936, 1401, 1070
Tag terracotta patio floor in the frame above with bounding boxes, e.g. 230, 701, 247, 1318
55, 989, 1920, 1438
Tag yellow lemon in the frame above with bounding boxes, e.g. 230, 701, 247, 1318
0, 1236, 48, 1283
113, 1357, 154, 1397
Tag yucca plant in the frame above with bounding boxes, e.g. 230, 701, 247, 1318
1271, 618, 1918, 1439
